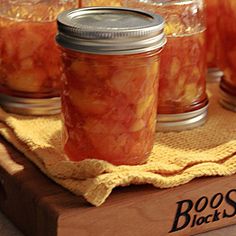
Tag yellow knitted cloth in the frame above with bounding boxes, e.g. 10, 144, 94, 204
0, 83, 235, 206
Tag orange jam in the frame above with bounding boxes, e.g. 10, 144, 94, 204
0, 2, 77, 98
159, 32, 207, 114
57, 7, 166, 164
125, 0, 208, 115
61, 49, 160, 165
0, 18, 60, 97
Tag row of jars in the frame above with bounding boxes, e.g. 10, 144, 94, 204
80, 0, 236, 112
0, 0, 235, 165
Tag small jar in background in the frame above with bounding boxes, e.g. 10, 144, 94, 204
205, 0, 223, 83
57, 7, 166, 165
124, 0, 208, 131
81, 0, 123, 7
0, 0, 78, 115
218, 1, 236, 112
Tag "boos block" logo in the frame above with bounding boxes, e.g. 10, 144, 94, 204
170, 189, 236, 233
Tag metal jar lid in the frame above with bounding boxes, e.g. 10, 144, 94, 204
0, 93, 61, 116
156, 102, 209, 132
56, 7, 166, 55
219, 87, 236, 112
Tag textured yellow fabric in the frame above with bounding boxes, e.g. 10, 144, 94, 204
0, 83, 235, 206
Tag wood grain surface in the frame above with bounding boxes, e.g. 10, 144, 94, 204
0, 136, 236, 236
1, 209, 236, 236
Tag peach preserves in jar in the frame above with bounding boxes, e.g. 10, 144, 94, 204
57, 7, 166, 165
0, 0, 78, 115
125, 0, 208, 131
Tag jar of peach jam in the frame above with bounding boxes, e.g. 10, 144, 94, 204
218, 1, 236, 112
0, 0, 77, 115
125, 0, 209, 131
205, 0, 223, 82
56, 7, 166, 165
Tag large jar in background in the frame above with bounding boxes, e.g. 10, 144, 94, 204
218, 1, 236, 112
81, 0, 122, 7
0, 0, 78, 115
205, 0, 223, 82
57, 7, 166, 165
125, 0, 208, 131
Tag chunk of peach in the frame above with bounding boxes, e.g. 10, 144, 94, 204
84, 118, 126, 134
148, 111, 156, 130
147, 61, 159, 80
110, 68, 147, 102
136, 94, 154, 118
169, 57, 181, 79
86, 132, 128, 163
69, 59, 94, 83
184, 83, 199, 104
198, 32, 205, 47
69, 88, 108, 115
129, 119, 146, 132
172, 73, 187, 100
164, 21, 183, 35
110, 70, 132, 94
18, 26, 44, 59
3, 35, 16, 60
140, 62, 158, 95
93, 63, 110, 80
7, 69, 47, 92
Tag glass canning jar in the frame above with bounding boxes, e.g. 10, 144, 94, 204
205, 0, 223, 82
218, 1, 236, 112
124, 0, 209, 131
0, 0, 78, 115
56, 7, 166, 165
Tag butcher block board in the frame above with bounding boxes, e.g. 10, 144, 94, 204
0, 136, 236, 236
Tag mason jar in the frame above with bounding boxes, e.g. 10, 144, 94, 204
56, 7, 166, 165
205, 0, 223, 82
124, 0, 208, 131
0, 0, 78, 115
218, 1, 236, 112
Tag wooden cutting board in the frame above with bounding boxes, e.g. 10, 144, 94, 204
0, 136, 236, 236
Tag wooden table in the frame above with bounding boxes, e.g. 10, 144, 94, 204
1, 137, 236, 236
